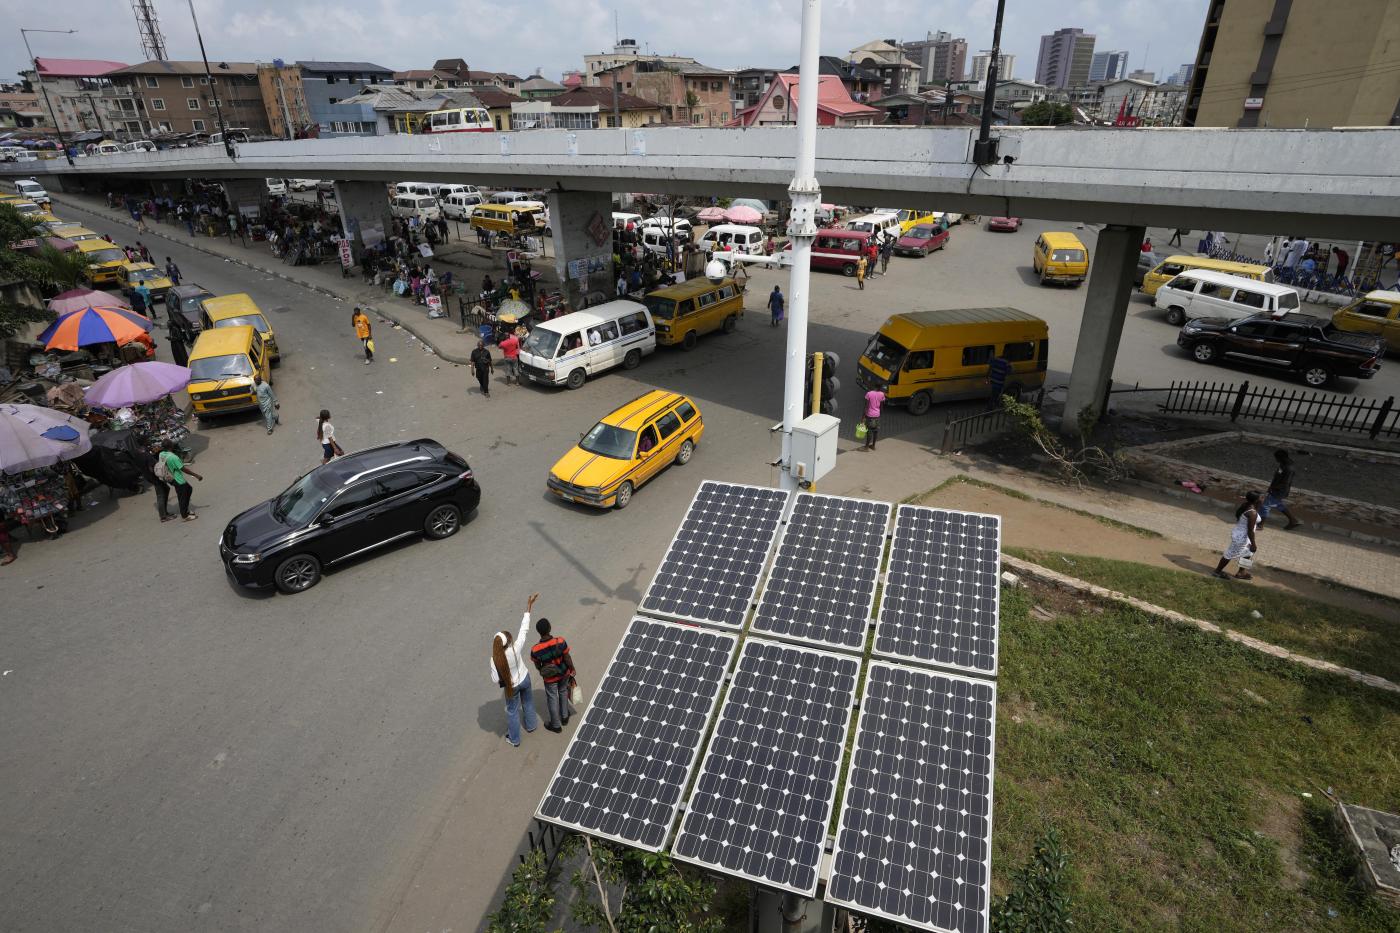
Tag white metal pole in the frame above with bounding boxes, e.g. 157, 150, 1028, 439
779, 0, 823, 492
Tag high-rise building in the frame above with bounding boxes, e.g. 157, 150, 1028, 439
1035, 27, 1097, 89
903, 31, 968, 84
1185, 0, 1400, 127
1089, 50, 1129, 83
968, 50, 1016, 86
1127, 69, 1156, 83
1170, 63, 1195, 86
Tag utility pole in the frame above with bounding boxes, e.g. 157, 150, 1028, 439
187, 0, 234, 158
84, 92, 107, 135
276, 74, 293, 140
973, 0, 1007, 164
19, 29, 77, 166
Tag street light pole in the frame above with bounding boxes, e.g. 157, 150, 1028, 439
19, 27, 77, 166
776, 0, 823, 492
187, 0, 235, 159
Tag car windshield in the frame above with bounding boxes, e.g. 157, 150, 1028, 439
863, 333, 908, 372
188, 353, 252, 381
579, 422, 638, 460
906, 226, 936, 240
215, 314, 269, 333
273, 470, 339, 526
522, 327, 561, 359
87, 248, 125, 264
129, 268, 162, 282
1052, 249, 1086, 262
1276, 292, 1300, 310
644, 296, 678, 321
179, 293, 212, 313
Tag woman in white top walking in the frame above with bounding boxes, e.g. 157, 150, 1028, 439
1214, 491, 1260, 580
491, 593, 541, 746
317, 409, 341, 464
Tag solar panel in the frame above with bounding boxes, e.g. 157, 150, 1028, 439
751, 493, 891, 652
827, 661, 997, 933
874, 505, 1001, 677
672, 638, 860, 897
640, 481, 790, 629
535, 616, 738, 851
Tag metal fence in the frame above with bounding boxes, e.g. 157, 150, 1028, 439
1155, 379, 1398, 439
938, 388, 1043, 453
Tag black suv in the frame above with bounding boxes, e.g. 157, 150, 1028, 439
220, 439, 481, 594
1178, 312, 1383, 387
166, 284, 215, 344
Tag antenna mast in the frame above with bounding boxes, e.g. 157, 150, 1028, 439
132, 0, 168, 60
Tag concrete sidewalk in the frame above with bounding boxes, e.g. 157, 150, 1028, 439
51, 192, 542, 364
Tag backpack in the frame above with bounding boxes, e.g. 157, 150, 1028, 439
153, 453, 174, 483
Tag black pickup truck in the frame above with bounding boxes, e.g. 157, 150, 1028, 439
1178, 312, 1383, 388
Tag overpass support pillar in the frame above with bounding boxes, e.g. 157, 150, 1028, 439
547, 189, 614, 311
334, 181, 390, 261
1061, 224, 1144, 436
221, 179, 266, 221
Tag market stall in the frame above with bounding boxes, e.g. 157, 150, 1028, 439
0, 403, 92, 540
84, 361, 192, 454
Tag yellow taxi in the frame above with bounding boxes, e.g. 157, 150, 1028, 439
201, 293, 279, 362
43, 222, 104, 243
115, 261, 173, 304
1332, 290, 1400, 353
7, 199, 58, 224
547, 390, 703, 509
77, 239, 131, 286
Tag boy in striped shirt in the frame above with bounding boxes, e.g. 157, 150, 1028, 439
530, 618, 576, 733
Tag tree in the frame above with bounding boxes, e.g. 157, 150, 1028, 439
991, 828, 1075, 933
569, 837, 721, 933
0, 203, 60, 339
1019, 101, 1074, 126
484, 850, 558, 933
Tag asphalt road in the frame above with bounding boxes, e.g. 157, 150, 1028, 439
2, 205, 1393, 932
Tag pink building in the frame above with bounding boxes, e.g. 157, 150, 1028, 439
728, 73, 880, 127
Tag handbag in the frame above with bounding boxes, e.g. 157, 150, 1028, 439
330, 439, 345, 458
569, 678, 583, 705
1237, 551, 1255, 570
365, 337, 376, 354
854, 421, 868, 440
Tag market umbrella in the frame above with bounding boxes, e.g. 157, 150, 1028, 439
696, 206, 727, 223
38, 305, 152, 351
85, 361, 191, 408
723, 205, 763, 224
730, 198, 769, 214
48, 288, 130, 315
0, 403, 92, 474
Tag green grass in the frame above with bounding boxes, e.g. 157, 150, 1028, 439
1007, 547, 1400, 684
995, 586, 1400, 931
917, 475, 1164, 538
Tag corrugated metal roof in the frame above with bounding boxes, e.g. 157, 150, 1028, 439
296, 61, 394, 74
901, 308, 1043, 327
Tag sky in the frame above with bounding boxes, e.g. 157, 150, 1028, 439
2, 0, 1210, 86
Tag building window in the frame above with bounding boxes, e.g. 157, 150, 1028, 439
181, 75, 194, 88
199, 76, 209, 84
187, 98, 200, 110
327, 97, 337, 105
158, 121, 171, 132
144, 76, 159, 88
606, 114, 620, 127
150, 98, 166, 111
192, 119, 206, 132
326, 75, 338, 84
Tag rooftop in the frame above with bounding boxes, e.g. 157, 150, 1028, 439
471, 87, 524, 108
109, 60, 258, 77
548, 85, 661, 111
520, 76, 565, 92
296, 61, 394, 75
34, 57, 129, 78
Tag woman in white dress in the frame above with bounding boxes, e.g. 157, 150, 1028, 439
1214, 491, 1260, 580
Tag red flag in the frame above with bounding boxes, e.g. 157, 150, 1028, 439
1113, 94, 1128, 126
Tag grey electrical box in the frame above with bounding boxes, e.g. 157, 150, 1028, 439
791, 414, 839, 484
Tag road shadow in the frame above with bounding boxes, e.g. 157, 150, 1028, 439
1164, 552, 1221, 576
527, 518, 649, 608
477, 696, 543, 738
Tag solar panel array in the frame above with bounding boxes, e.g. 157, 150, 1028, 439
672, 639, 860, 897
827, 662, 997, 933
640, 481, 790, 629
535, 616, 737, 851
875, 505, 1002, 677
751, 494, 892, 652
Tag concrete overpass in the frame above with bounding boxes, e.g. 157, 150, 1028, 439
12, 125, 1400, 427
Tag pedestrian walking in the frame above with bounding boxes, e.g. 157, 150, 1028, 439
1286, 237, 1309, 270
1168, 228, 1185, 247
139, 443, 173, 522
164, 256, 181, 285
987, 353, 1012, 407
866, 241, 879, 276
1141, 237, 1153, 254
169, 330, 188, 368
1257, 449, 1302, 529
156, 440, 202, 522
855, 256, 867, 290
352, 307, 374, 364
316, 409, 342, 464
497, 330, 521, 385
492, 593, 541, 747
253, 374, 280, 435
529, 616, 576, 733
134, 282, 154, 321
862, 384, 885, 450
1213, 492, 1260, 580
470, 339, 494, 397
616, 271, 628, 298
132, 205, 148, 233
880, 238, 893, 274
1331, 246, 1350, 280
129, 284, 148, 318
767, 285, 785, 327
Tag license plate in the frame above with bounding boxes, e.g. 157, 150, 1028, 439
573, 496, 587, 505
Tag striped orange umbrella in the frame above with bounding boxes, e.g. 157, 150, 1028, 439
38, 305, 153, 351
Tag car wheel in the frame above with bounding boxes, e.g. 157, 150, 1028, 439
908, 391, 932, 416
1192, 342, 1216, 363
622, 348, 641, 369
722, 314, 737, 334
676, 439, 694, 465
1303, 365, 1332, 388
614, 481, 634, 509
842, 262, 855, 277
424, 503, 462, 539
274, 554, 321, 594
566, 368, 586, 390
1165, 306, 1186, 327
682, 330, 698, 350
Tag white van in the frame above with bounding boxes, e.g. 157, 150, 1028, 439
0, 146, 29, 162
845, 211, 902, 242
119, 140, 156, 153
287, 178, 318, 191
641, 216, 692, 240
441, 193, 483, 220
613, 211, 644, 231
491, 190, 541, 206
390, 193, 442, 222
517, 301, 656, 389
1155, 269, 1301, 326
266, 178, 287, 196
698, 224, 766, 256
395, 181, 436, 198
437, 184, 481, 200
13, 179, 49, 205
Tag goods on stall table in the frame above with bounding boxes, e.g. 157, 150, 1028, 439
0, 467, 67, 524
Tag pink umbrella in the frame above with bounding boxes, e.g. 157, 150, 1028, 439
85, 361, 191, 407
696, 206, 727, 223
723, 205, 763, 224
48, 288, 131, 315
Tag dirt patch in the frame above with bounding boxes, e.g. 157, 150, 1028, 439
1254, 789, 1310, 889
1173, 442, 1400, 512
918, 480, 1400, 625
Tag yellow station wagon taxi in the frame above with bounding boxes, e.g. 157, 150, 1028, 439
547, 390, 704, 509
116, 261, 173, 304
77, 239, 129, 286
